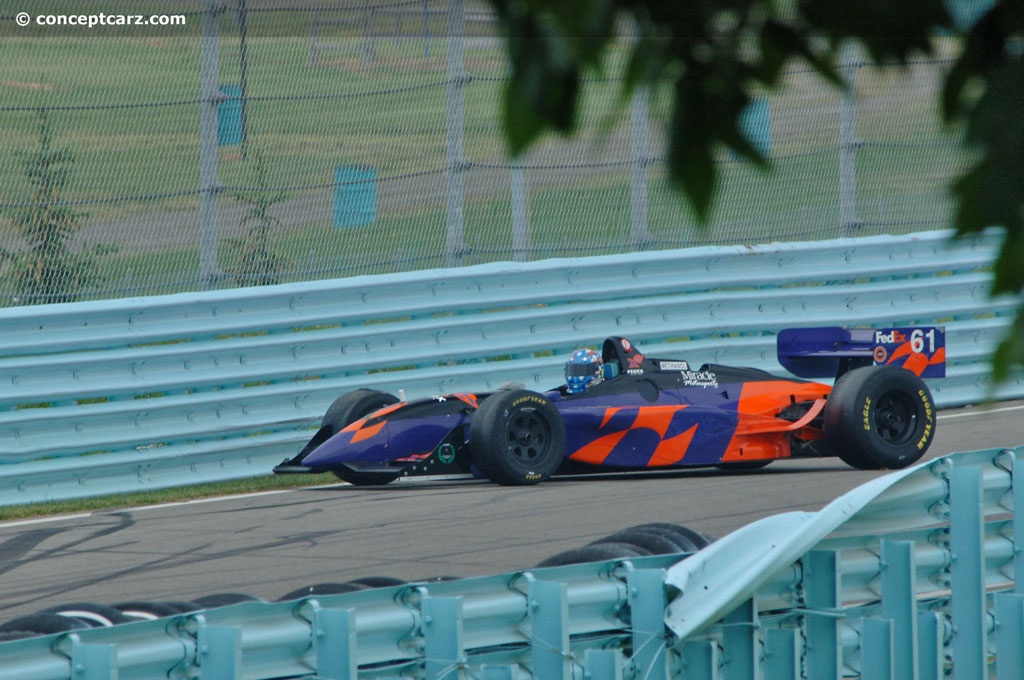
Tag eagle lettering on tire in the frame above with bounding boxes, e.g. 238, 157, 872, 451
824, 366, 936, 470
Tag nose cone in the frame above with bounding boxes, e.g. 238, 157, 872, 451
301, 412, 466, 471
302, 420, 389, 469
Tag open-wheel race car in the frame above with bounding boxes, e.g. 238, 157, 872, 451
274, 327, 944, 486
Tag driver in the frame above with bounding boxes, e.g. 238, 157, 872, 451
565, 348, 604, 394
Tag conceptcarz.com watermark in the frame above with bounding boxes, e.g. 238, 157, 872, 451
14, 11, 186, 29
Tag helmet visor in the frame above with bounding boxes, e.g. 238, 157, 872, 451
565, 362, 601, 378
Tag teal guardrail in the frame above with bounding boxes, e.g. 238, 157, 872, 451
0, 229, 1021, 505
0, 446, 1021, 678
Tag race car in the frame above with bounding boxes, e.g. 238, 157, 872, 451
274, 327, 944, 486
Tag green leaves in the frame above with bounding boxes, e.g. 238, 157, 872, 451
942, 1, 1024, 383
484, 0, 1024, 384
798, 0, 951, 63
492, 0, 616, 155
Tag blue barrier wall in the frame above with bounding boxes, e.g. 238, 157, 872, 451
0, 229, 1020, 505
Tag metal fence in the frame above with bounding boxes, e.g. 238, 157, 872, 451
1, 446, 1021, 679
0, 0, 971, 305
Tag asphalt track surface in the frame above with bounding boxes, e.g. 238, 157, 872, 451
1, 400, 1022, 621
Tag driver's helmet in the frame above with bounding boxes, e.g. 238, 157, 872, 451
565, 348, 604, 394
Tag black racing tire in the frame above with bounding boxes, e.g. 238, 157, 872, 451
345, 576, 407, 589
824, 366, 936, 470
286, 389, 399, 469
590, 528, 684, 555
38, 602, 133, 627
0, 613, 87, 635
159, 601, 203, 614
335, 466, 403, 486
469, 390, 566, 486
322, 390, 401, 485
625, 523, 715, 552
536, 541, 652, 568
716, 460, 773, 471
323, 389, 400, 433
277, 583, 366, 601
193, 593, 264, 608
114, 601, 191, 620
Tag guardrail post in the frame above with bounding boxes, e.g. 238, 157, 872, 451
860, 618, 894, 679
1010, 448, 1024, 592
950, 462, 987, 679
764, 628, 799, 680
804, 550, 842, 680
584, 648, 623, 680
65, 635, 116, 680
424, 595, 466, 679
722, 598, 758, 679
880, 539, 918, 679
314, 606, 357, 680
994, 593, 1024, 680
679, 640, 719, 679
916, 611, 943, 680
627, 567, 668, 680
197, 625, 242, 680
529, 579, 572, 680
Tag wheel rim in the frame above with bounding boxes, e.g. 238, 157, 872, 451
506, 411, 551, 462
873, 390, 917, 444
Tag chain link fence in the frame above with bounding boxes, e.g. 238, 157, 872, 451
0, 0, 971, 306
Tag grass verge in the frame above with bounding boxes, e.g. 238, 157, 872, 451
0, 472, 336, 523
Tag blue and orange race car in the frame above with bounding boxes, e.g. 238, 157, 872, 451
274, 327, 944, 486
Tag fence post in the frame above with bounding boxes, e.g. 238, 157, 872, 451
838, 44, 860, 238
445, 0, 466, 266
199, 0, 222, 289
630, 85, 651, 249
511, 155, 529, 261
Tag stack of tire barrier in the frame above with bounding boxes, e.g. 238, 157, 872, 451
0, 522, 712, 641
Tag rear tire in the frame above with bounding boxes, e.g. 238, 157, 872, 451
469, 390, 566, 485
716, 460, 773, 471
824, 366, 936, 470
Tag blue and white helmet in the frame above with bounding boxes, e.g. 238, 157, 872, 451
565, 348, 603, 394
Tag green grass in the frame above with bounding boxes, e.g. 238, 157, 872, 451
0, 472, 335, 522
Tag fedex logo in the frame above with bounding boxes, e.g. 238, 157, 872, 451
873, 327, 941, 360
874, 329, 907, 344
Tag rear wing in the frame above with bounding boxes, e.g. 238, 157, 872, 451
777, 326, 945, 379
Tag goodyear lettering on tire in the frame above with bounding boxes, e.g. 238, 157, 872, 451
513, 395, 545, 408
916, 388, 935, 450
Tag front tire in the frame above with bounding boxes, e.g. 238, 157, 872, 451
322, 389, 400, 433
278, 389, 400, 474
824, 366, 936, 470
322, 390, 402, 485
469, 390, 566, 485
